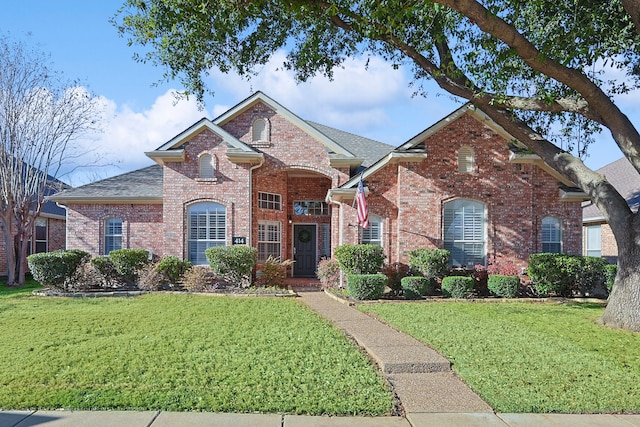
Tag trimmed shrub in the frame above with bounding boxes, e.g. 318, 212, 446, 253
180, 266, 216, 292
441, 276, 474, 298
316, 258, 341, 288
109, 249, 150, 285
334, 244, 385, 275
408, 248, 450, 285
488, 275, 520, 298
91, 256, 123, 287
401, 276, 431, 300
27, 249, 90, 291
382, 262, 410, 295
206, 245, 257, 287
256, 256, 293, 288
156, 256, 192, 284
528, 253, 609, 297
605, 263, 617, 295
346, 273, 387, 300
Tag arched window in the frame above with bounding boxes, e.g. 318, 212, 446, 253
188, 202, 226, 264
443, 199, 485, 267
199, 154, 215, 178
458, 145, 475, 173
361, 215, 382, 246
542, 217, 562, 253
252, 118, 269, 143
105, 218, 123, 254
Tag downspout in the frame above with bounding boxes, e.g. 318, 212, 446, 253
56, 202, 68, 250
247, 158, 265, 246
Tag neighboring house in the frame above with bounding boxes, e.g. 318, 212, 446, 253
50, 92, 585, 277
582, 157, 640, 263
0, 184, 67, 276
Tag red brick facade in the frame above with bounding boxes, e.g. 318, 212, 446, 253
58, 94, 583, 276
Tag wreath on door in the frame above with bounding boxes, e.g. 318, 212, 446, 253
298, 229, 312, 243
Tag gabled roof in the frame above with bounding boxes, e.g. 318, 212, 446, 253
583, 156, 640, 222
146, 117, 262, 165
48, 165, 163, 204
335, 103, 583, 191
214, 91, 362, 167
305, 121, 394, 168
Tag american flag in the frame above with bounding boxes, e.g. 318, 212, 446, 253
356, 175, 369, 229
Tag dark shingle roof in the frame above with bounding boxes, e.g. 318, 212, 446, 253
583, 157, 640, 221
48, 165, 163, 202
306, 121, 395, 167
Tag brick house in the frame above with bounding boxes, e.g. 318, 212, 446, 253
582, 157, 639, 263
0, 189, 67, 276
50, 92, 584, 277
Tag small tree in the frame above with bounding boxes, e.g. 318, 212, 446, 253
0, 35, 100, 285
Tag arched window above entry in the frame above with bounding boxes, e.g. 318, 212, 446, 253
458, 145, 475, 173
199, 153, 215, 179
252, 118, 269, 143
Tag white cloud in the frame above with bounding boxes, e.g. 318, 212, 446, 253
64, 89, 211, 185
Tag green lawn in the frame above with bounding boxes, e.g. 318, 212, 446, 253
0, 285, 393, 414
360, 301, 640, 413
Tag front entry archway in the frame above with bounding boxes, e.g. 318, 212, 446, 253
293, 224, 316, 277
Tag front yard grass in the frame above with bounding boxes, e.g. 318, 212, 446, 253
0, 290, 393, 414
360, 301, 640, 413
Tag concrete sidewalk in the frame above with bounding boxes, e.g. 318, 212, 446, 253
3, 409, 640, 426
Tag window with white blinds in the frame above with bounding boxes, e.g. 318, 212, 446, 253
542, 216, 562, 253
188, 202, 226, 265
361, 216, 382, 246
443, 199, 485, 267
105, 218, 123, 254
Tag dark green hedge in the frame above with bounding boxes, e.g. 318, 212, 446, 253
334, 244, 385, 275
441, 276, 474, 298
347, 273, 387, 300
487, 275, 520, 298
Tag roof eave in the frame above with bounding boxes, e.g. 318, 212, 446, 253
560, 189, 590, 202
226, 151, 264, 165
48, 196, 163, 205
145, 149, 186, 165
329, 156, 364, 168
509, 152, 576, 187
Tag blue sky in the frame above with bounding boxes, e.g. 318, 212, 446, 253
1, 1, 631, 185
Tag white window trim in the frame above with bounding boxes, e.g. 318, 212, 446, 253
443, 199, 486, 267
105, 217, 123, 255
361, 215, 382, 246
585, 225, 602, 257
188, 202, 227, 265
258, 220, 282, 262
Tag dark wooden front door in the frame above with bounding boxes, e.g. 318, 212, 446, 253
293, 224, 316, 277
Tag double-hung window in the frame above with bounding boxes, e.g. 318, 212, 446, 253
258, 220, 281, 262
258, 192, 281, 211
542, 217, 562, 253
105, 218, 123, 254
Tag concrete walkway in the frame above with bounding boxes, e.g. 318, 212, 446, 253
2, 290, 640, 426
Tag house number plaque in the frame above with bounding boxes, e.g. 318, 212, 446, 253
232, 236, 247, 245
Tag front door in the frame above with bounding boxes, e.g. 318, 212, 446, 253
293, 224, 316, 277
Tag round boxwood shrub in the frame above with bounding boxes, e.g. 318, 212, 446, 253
206, 245, 257, 287
156, 256, 192, 284
347, 273, 387, 300
488, 275, 520, 298
109, 248, 150, 285
401, 276, 431, 300
27, 249, 90, 291
334, 244, 385, 275
441, 276, 474, 298
408, 248, 450, 285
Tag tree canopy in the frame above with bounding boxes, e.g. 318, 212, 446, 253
114, 0, 640, 330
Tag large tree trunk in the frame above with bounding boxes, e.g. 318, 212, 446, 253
601, 229, 640, 331
0, 213, 16, 285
